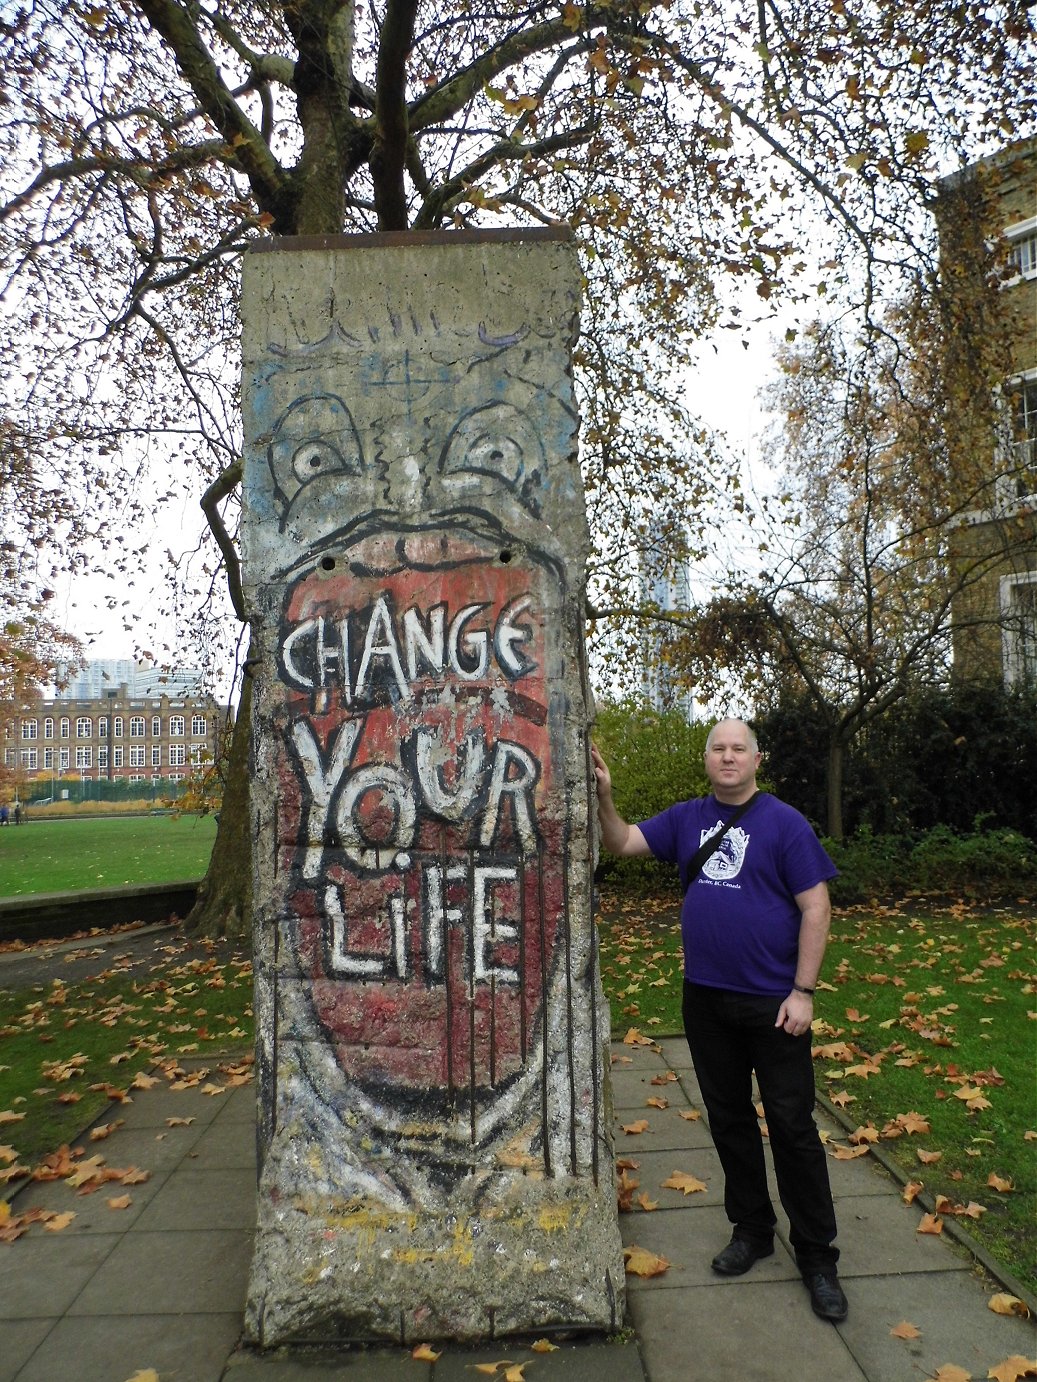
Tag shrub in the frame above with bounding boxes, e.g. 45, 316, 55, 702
824, 823, 1037, 904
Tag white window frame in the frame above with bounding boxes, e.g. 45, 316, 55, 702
21, 719, 37, 740
191, 714, 207, 736
169, 715, 185, 737
129, 745, 146, 767
113, 746, 124, 768
129, 715, 146, 737
1001, 570, 1037, 687
151, 745, 162, 767
43, 748, 54, 769
20, 748, 38, 770
1005, 215, 1037, 282
60, 718, 70, 739
76, 716, 92, 738
75, 745, 92, 769
43, 717, 54, 739
112, 716, 123, 737
59, 747, 70, 770
151, 715, 161, 736
168, 744, 186, 766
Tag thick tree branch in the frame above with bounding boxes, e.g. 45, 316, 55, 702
373, 0, 420, 228
200, 461, 246, 622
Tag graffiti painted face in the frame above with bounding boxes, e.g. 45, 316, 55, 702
269, 531, 569, 1152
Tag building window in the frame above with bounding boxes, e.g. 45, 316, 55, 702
43, 748, 54, 769
76, 716, 92, 738
21, 719, 38, 740
20, 749, 38, 770
113, 716, 123, 737
59, 748, 70, 770
168, 745, 186, 766
151, 715, 160, 735
151, 746, 162, 767
168, 773, 184, 783
75, 746, 93, 769
43, 717, 54, 739
98, 718, 108, 737
129, 774, 144, 784
191, 714, 208, 736
1008, 227, 1037, 279
4, 749, 14, 767
129, 716, 146, 737
1001, 572, 1037, 687
169, 715, 185, 737
113, 747, 124, 768
60, 718, 70, 739
129, 746, 146, 767
98, 747, 108, 770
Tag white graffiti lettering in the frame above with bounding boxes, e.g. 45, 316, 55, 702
279, 593, 537, 704
326, 864, 520, 984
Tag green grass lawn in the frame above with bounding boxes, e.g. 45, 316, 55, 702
597, 887, 1037, 1296
0, 815, 218, 897
0, 936, 253, 1171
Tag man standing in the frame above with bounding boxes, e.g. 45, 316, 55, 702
591, 718, 848, 1322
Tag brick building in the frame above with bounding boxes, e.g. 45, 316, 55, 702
2, 685, 226, 800
944, 139, 1037, 685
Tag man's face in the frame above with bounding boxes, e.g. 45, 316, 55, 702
704, 721, 761, 801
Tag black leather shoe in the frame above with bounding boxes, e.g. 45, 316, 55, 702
710, 1237, 774, 1275
804, 1271, 848, 1321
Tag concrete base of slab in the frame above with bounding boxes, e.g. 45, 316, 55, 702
245, 1180, 624, 1346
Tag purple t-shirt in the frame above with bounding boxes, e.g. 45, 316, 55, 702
639, 793, 837, 996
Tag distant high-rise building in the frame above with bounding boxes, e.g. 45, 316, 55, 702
640, 516, 693, 717
54, 659, 203, 699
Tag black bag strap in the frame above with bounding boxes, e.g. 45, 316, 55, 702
683, 791, 761, 895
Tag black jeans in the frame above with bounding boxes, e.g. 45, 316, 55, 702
682, 980, 839, 1274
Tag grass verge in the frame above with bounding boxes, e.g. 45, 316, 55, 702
0, 933, 253, 1173
596, 886, 1037, 1297
0, 814, 217, 897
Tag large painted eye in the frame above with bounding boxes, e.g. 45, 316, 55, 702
267, 393, 365, 511
439, 403, 545, 516
292, 439, 343, 484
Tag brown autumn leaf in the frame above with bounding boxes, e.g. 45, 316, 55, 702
90, 1120, 125, 1141
636, 1191, 659, 1211
891, 1320, 922, 1340
615, 1156, 640, 1170
930, 1367, 971, 1382
471, 1363, 505, 1375
42, 1211, 77, 1231
988, 1294, 1032, 1319
917, 1213, 944, 1235
411, 1342, 441, 1361
987, 1359, 1037, 1382
530, 1339, 559, 1352
623, 1244, 670, 1278
917, 1148, 943, 1165
131, 1072, 160, 1090
829, 1143, 870, 1160
650, 1071, 678, 1085
502, 1366, 530, 1382
895, 1111, 931, 1135
108, 1195, 133, 1210
0, 1146, 19, 1165
845, 1008, 869, 1022
65, 1155, 106, 1188
124, 1371, 161, 1382
662, 1170, 707, 1195
850, 1124, 880, 1144
678, 1108, 701, 1122
622, 1028, 654, 1047
165, 1117, 195, 1127
0, 1110, 26, 1125
621, 1119, 650, 1135
903, 1181, 925, 1205
645, 1096, 669, 1109
829, 1090, 855, 1107
987, 1173, 1014, 1192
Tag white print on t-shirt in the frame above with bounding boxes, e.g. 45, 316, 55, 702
699, 821, 750, 882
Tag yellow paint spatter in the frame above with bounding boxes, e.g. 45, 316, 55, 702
537, 1204, 573, 1234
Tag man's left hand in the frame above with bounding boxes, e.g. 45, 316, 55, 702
775, 990, 814, 1037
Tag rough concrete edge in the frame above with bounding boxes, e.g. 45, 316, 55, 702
815, 1089, 1037, 1315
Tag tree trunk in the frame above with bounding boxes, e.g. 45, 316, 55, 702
826, 731, 844, 842
184, 660, 254, 939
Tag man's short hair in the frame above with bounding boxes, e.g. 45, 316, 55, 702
705, 718, 759, 755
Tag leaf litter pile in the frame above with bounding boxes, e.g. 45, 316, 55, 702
597, 890, 1037, 1305
0, 930, 254, 1238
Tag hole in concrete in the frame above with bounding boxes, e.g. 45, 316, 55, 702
499, 550, 513, 564
320, 556, 336, 572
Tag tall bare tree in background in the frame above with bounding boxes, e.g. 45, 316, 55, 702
1, 0, 1033, 930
